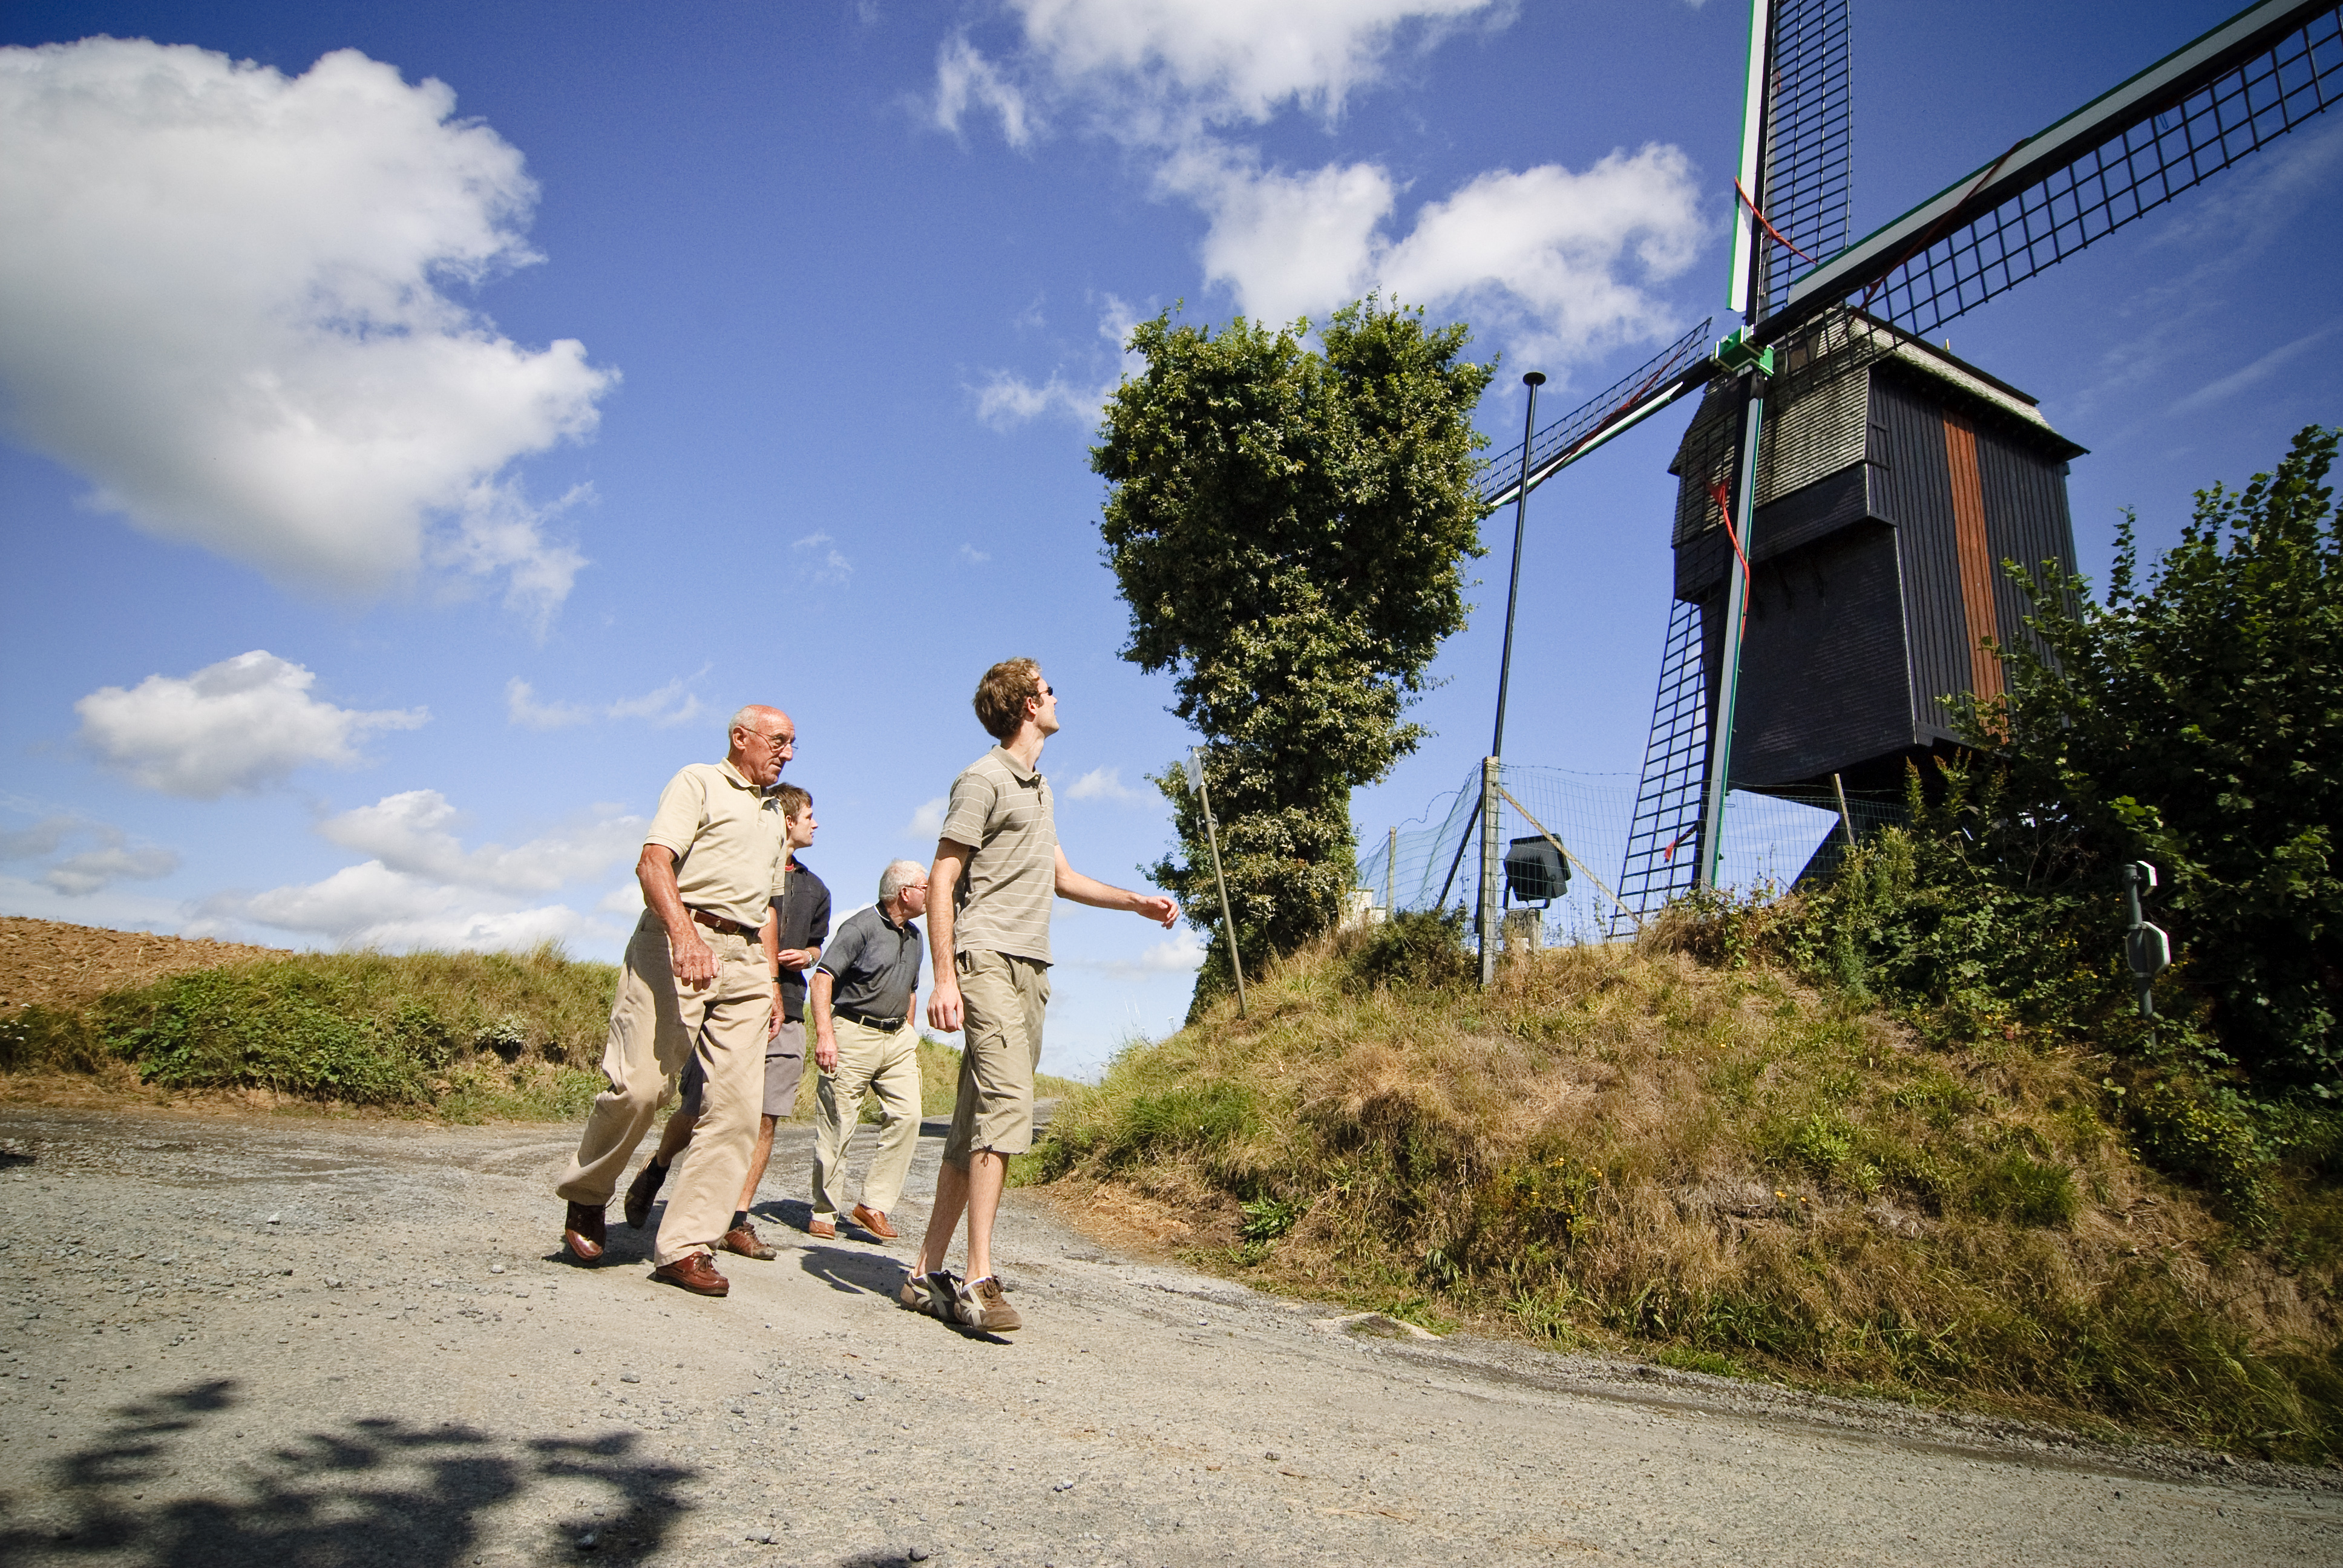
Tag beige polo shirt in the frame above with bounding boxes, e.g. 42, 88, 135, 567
643, 760, 788, 932
939, 744, 1057, 964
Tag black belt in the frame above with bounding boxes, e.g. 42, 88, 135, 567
836, 1007, 906, 1033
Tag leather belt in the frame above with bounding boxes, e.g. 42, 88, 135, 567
836, 1007, 906, 1033
689, 907, 756, 938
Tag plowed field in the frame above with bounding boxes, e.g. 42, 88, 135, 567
0, 916, 288, 1012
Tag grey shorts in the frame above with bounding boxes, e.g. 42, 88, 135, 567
680, 1018, 805, 1120
942, 949, 1050, 1163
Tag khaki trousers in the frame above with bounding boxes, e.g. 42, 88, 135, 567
554, 911, 770, 1265
810, 1016, 923, 1221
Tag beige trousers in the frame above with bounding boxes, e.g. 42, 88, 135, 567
554, 911, 770, 1265
810, 1016, 923, 1221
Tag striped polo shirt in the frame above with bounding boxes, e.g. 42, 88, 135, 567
939, 744, 1057, 964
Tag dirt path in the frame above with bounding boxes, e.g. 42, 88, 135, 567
0, 1103, 2333, 1567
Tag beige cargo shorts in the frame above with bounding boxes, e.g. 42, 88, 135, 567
942, 948, 1050, 1163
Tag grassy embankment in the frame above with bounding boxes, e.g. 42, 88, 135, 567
1024, 916, 2343, 1462
0, 942, 1060, 1122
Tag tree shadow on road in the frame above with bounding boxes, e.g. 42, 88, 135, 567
0, 1379, 695, 1567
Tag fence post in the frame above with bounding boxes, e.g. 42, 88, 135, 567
1478, 757, 1502, 986
1384, 826, 1397, 920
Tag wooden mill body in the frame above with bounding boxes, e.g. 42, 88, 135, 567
1670, 310, 2088, 795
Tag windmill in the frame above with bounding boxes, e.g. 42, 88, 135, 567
1451, 0, 2343, 960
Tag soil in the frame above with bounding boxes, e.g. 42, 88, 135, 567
0, 1102, 2336, 1567
0, 916, 290, 1013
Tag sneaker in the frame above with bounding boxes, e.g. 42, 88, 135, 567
953, 1274, 1021, 1333
897, 1269, 960, 1321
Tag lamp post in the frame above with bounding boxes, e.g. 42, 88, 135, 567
1481, 371, 1544, 985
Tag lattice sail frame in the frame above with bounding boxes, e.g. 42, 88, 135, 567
1794, 2, 2343, 341
1755, 0, 1855, 319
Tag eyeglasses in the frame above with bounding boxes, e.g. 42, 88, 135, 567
746, 730, 795, 753
1037, 684, 1055, 699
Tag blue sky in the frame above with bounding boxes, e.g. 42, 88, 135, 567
4, 1, 2338, 1077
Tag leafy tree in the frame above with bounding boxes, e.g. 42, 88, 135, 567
1970, 424, 2341, 1086
1092, 299, 1494, 1009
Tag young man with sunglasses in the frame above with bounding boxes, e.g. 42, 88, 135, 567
904, 659, 1177, 1331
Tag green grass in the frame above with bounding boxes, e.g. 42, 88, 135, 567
1025, 916, 2343, 1463
5, 943, 615, 1119
5, 948, 1090, 1127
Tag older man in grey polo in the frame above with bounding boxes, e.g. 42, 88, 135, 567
807, 858, 929, 1242
553, 704, 793, 1298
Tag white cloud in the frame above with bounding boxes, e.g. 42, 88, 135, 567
0, 39, 615, 622
1377, 147, 1706, 366
76, 650, 428, 799
505, 678, 592, 731
1071, 924, 1207, 978
936, 33, 1035, 148
958, 543, 993, 565
604, 677, 703, 728
42, 843, 180, 898
937, 7, 1705, 372
1165, 141, 1706, 363
2168, 318, 2343, 416
0, 815, 74, 860
508, 673, 704, 731
1063, 765, 1150, 803
598, 883, 646, 915
0, 811, 179, 895
1161, 144, 1393, 327
793, 531, 854, 587
1003, 0, 1502, 131
974, 295, 1144, 430
904, 796, 948, 838
315, 789, 644, 895
196, 860, 598, 953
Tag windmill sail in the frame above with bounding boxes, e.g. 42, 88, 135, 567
1752, 0, 1855, 322
1772, 0, 2343, 343
1476, 319, 1718, 514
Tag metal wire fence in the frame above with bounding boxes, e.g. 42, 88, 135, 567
1352, 762, 1907, 949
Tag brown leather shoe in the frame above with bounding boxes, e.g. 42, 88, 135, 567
650, 1252, 729, 1296
721, 1222, 778, 1260
807, 1216, 836, 1240
850, 1204, 898, 1240
563, 1201, 606, 1264
622, 1160, 667, 1230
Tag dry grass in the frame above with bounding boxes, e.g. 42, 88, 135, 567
1027, 926, 2343, 1460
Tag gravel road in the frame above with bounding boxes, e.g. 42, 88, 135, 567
0, 1102, 2334, 1567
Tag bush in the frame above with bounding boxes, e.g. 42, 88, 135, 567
0, 1004, 105, 1074
1971, 423, 2341, 1087
1339, 907, 1475, 993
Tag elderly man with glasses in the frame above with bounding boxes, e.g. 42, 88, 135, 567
805, 857, 931, 1243
552, 703, 796, 1298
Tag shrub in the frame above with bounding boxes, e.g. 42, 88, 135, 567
1339, 907, 1475, 993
